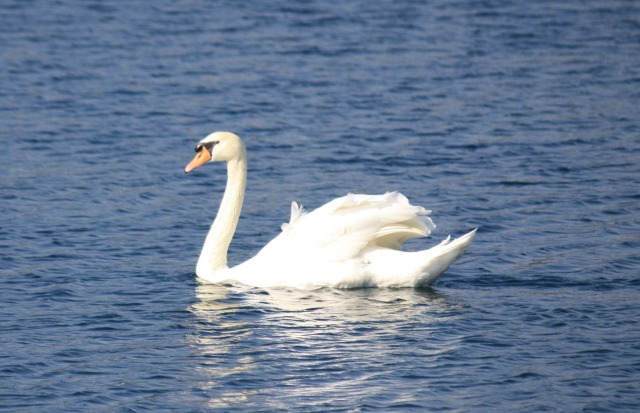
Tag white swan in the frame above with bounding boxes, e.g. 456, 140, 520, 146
185, 131, 476, 289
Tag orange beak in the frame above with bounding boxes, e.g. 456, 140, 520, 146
185, 146, 212, 173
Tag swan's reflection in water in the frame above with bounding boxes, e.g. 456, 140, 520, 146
188, 282, 465, 409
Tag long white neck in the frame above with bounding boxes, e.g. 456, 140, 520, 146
196, 151, 247, 275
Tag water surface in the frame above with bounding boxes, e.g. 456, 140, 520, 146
1, 0, 639, 411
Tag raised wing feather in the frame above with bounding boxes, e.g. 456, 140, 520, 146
256, 192, 435, 264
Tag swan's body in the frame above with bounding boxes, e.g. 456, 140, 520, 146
185, 132, 476, 289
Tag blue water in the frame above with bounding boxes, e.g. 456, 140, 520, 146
2, 0, 639, 411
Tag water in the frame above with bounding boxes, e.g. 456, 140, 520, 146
1, 0, 639, 411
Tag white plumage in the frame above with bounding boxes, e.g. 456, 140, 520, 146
185, 132, 476, 289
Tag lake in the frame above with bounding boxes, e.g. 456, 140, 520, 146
1, 0, 639, 411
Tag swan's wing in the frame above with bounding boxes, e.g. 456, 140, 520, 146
257, 192, 435, 264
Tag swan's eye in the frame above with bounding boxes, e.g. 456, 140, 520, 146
195, 141, 218, 153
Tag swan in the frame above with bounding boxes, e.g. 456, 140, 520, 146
185, 131, 476, 289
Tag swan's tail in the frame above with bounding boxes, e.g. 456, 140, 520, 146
415, 228, 477, 287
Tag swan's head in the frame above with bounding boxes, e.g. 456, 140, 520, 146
185, 131, 245, 173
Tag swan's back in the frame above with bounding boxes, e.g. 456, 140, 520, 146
231, 192, 475, 288
272, 192, 434, 259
